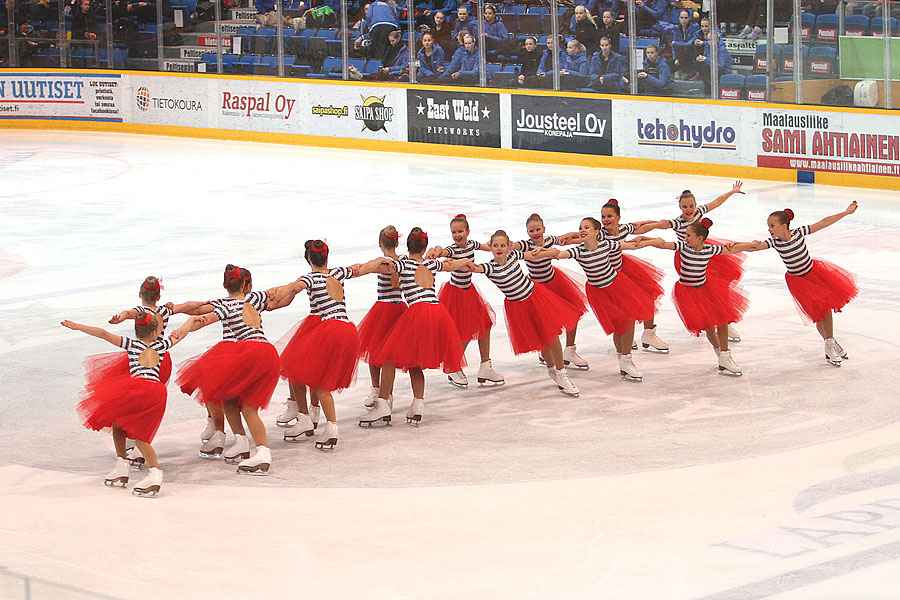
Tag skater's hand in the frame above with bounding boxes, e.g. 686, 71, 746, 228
731, 180, 744, 194
108, 313, 125, 324
164, 302, 175, 311
845, 200, 858, 215
61, 320, 79, 330
169, 327, 186, 342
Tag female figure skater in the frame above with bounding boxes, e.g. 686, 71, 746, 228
266, 240, 384, 449
598, 200, 669, 353
458, 230, 583, 395
641, 219, 755, 375
740, 201, 859, 366
427, 214, 504, 387
108, 276, 210, 466
511, 213, 587, 368
357, 225, 406, 410
174, 265, 281, 475
639, 181, 746, 341
359, 227, 468, 426
542, 217, 659, 381
62, 310, 184, 497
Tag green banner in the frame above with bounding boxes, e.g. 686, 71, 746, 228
839, 36, 900, 79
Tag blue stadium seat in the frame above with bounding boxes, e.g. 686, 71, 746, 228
871, 16, 898, 37
754, 43, 781, 73
719, 73, 745, 100
844, 14, 869, 37
807, 45, 836, 78
779, 44, 809, 76
744, 74, 768, 101
814, 13, 839, 43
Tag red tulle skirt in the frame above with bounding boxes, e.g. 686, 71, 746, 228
504, 283, 583, 355
357, 301, 407, 363
584, 273, 659, 336
618, 254, 666, 301
159, 352, 172, 385
534, 267, 589, 318
78, 352, 167, 442
176, 340, 280, 410
280, 318, 360, 392
371, 302, 465, 372
438, 282, 496, 341
672, 277, 749, 336
674, 237, 746, 284
785, 258, 858, 324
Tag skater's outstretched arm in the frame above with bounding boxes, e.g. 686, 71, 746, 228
529, 247, 564, 260
61, 320, 122, 347
425, 246, 449, 259
555, 231, 583, 245
168, 300, 214, 315
265, 279, 307, 311
639, 237, 675, 250
351, 256, 392, 276
718, 241, 756, 255
170, 312, 220, 341
705, 180, 744, 212
809, 201, 858, 234
724, 240, 767, 253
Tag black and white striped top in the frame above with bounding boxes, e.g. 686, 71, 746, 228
376, 254, 406, 304
135, 304, 173, 341
120, 336, 173, 382
480, 250, 535, 302
764, 225, 814, 276
674, 241, 723, 287
212, 291, 269, 341
666, 205, 709, 241
300, 268, 353, 322
444, 240, 484, 289
392, 258, 444, 305
568, 242, 620, 288
599, 224, 635, 270
518, 235, 561, 283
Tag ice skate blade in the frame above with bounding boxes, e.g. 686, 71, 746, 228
717, 367, 742, 376
132, 486, 160, 498
198, 449, 223, 460
314, 438, 337, 450
284, 429, 315, 442
825, 357, 842, 367
538, 356, 547, 365
406, 415, 422, 426
620, 372, 643, 382
276, 417, 298, 427
104, 477, 128, 487
201, 436, 211, 443
237, 464, 269, 476
447, 376, 468, 388
559, 390, 579, 397
224, 452, 251, 464
359, 416, 391, 427
641, 343, 669, 354
631, 343, 638, 350
477, 377, 505, 385
127, 457, 145, 469
563, 360, 589, 370
728, 336, 741, 342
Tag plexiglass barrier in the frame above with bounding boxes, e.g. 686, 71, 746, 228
0, 0, 896, 108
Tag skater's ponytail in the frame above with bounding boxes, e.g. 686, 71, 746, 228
407, 228, 428, 254
305, 240, 329, 267
450, 214, 469, 231
379, 225, 400, 250
224, 264, 244, 293
133, 309, 159, 338
770, 209, 794, 225
602, 199, 620, 216
140, 276, 162, 303
240, 267, 252, 292
526, 213, 543, 227
688, 218, 712, 241
490, 229, 510, 244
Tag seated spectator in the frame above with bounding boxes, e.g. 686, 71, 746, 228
517, 36, 542, 87
451, 4, 477, 44
431, 11, 456, 56
367, 28, 409, 80
559, 39, 591, 89
633, 0, 674, 36
29, 0, 56, 22
416, 29, 445, 82
71, 0, 99, 40
16, 19, 55, 66
636, 43, 673, 94
481, 4, 511, 53
124, 0, 157, 25
696, 26, 731, 95
535, 35, 565, 86
354, 0, 400, 60
569, 5, 600, 56
671, 9, 700, 76
596, 9, 621, 57
589, 35, 627, 92
440, 31, 479, 84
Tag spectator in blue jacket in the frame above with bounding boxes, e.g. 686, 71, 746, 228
696, 27, 732, 95
481, 5, 510, 53
416, 29, 445, 82
559, 39, 591, 89
589, 35, 627, 92
451, 4, 477, 46
536, 35, 565, 87
671, 9, 700, 76
440, 31, 479, 84
636, 44, 674, 94
376, 28, 409, 80
633, 0, 674, 36
354, 0, 400, 60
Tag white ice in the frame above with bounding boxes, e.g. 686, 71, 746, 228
1, 130, 900, 599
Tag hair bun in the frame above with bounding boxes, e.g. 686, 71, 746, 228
784, 208, 794, 220
530, 213, 540, 219
455, 213, 466, 219
700, 217, 713, 228
608, 198, 619, 206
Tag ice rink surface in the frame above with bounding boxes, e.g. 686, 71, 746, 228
1, 130, 899, 599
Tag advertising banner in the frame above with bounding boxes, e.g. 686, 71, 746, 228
757, 109, 900, 177
613, 99, 754, 167
511, 95, 612, 155
307, 85, 406, 141
131, 75, 209, 128
213, 78, 305, 134
407, 89, 500, 147
0, 73, 123, 122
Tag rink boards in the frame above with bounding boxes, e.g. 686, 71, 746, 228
1, 69, 898, 190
